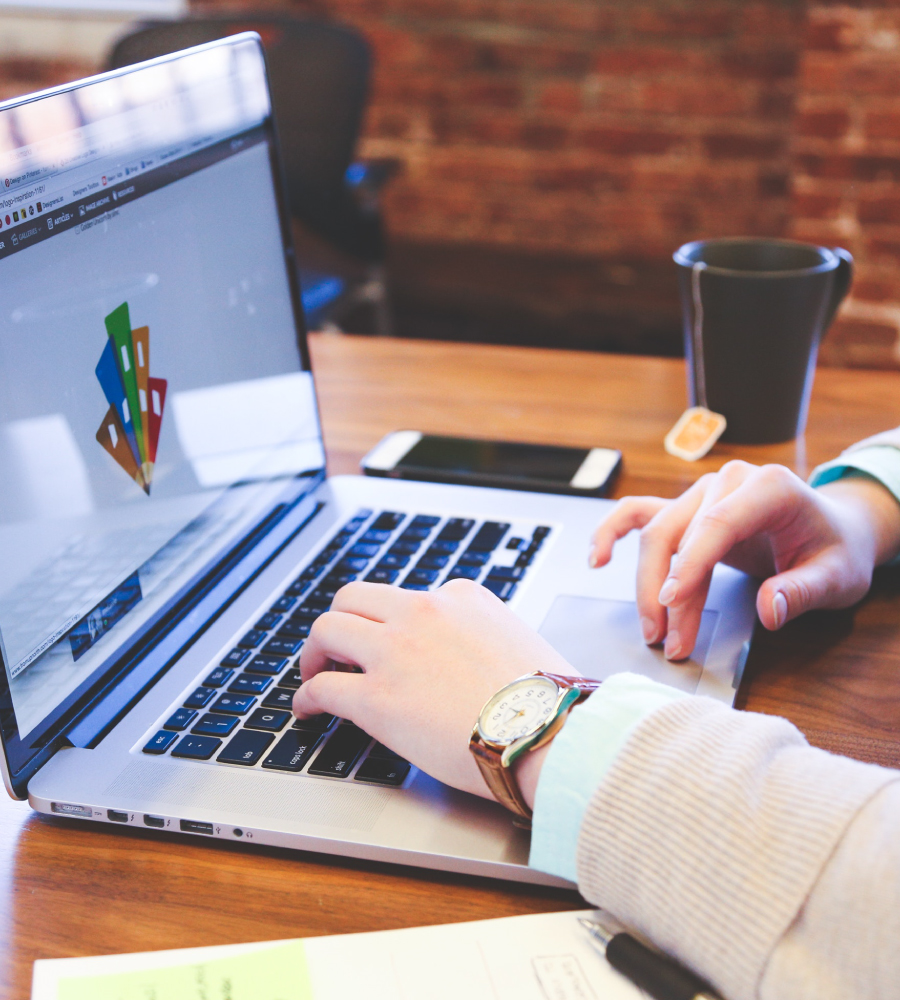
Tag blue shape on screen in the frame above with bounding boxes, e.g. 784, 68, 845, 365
95, 338, 139, 460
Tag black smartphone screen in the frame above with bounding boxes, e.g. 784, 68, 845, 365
397, 436, 588, 485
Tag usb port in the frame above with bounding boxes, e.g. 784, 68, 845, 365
143, 814, 165, 828
180, 819, 214, 835
107, 809, 129, 823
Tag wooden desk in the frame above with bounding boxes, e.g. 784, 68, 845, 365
2, 335, 899, 998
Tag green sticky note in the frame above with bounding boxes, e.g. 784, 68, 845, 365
56, 941, 311, 1000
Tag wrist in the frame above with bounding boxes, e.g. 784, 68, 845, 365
819, 475, 900, 565
512, 738, 554, 811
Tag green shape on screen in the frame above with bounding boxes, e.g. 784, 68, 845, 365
56, 941, 312, 1000
104, 301, 146, 465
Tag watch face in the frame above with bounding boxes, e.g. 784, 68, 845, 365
478, 676, 560, 745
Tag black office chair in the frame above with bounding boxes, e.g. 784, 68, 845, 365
108, 15, 396, 334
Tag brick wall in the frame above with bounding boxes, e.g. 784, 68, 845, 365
791, 3, 900, 367
327, 0, 804, 260
3, 1, 900, 366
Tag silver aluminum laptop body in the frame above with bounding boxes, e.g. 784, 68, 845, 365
0, 37, 758, 887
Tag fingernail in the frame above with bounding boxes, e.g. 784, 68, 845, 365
772, 591, 788, 629
588, 549, 598, 568
641, 616, 658, 644
658, 577, 679, 606
664, 630, 682, 660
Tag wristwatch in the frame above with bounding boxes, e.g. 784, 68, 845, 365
469, 671, 602, 823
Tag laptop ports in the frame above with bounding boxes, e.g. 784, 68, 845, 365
107, 809, 129, 823
180, 819, 214, 835
143, 814, 165, 828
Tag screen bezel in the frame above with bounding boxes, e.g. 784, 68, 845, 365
0, 34, 325, 797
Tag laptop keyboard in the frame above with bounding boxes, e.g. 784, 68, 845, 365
141, 509, 552, 787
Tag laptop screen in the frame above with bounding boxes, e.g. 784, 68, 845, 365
0, 37, 323, 773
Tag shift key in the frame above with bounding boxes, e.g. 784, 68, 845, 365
307, 725, 371, 778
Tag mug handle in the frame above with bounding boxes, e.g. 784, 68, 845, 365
821, 247, 853, 333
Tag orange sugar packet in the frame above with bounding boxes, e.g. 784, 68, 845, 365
664, 406, 727, 461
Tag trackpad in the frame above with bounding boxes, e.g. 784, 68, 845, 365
538, 596, 718, 694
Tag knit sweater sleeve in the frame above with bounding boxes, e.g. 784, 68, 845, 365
574, 696, 900, 1000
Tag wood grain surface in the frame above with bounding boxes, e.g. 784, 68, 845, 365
2, 334, 899, 998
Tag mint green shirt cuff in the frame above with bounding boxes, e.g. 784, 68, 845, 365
809, 444, 900, 566
529, 672, 689, 882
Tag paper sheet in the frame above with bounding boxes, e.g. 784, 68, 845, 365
32, 910, 644, 1000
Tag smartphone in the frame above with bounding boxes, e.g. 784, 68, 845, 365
361, 431, 622, 498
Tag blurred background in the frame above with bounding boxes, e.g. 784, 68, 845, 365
1, 0, 898, 368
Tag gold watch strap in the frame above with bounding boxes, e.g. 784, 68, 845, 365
470, 673, 602, 822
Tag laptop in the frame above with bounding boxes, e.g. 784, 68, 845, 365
0, 35, 758, 887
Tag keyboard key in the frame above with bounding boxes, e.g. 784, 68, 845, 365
400, 582, 429, 591
486, 565, 524, 582
533, 525, 551, 542
221, 648, 250, 667
211, 694, 256, 715
399, 526, 431, 542
411, 514, 440, 528
371, 511, 404, 531
171, 734, 222, 760
279, 668, 303, 689
359, 529, 391, 545
262, 687, 296, 710
229, 674, 273, 695
348, 543, 380, 559
307, 725, 371, 777
192, 713, 239, 737
245, 708, 291, 731
293, 602, 328, 618
468, 521, 510, 552
457, 550, 490, 567
143, 730, 178, 754
270, 595, 296, 613
262, 730, 323, 772
184, 686, 216, 709
203, 666, 234, 688
379, 553, 410, 569
244, 655, 288, 675
217, 729, 274, 766
322, 571, 357, 587
366, 567, 399, 584
335, 557, 369, 574
237, 629, 267, 649
254, 612, 282, 630
482, 577, 517, 601
292, 714, 336, 732
389, 539, 421, 555
355, 756, 411, 786
285, 579, 311, 597
369, 742, 405, 759
310, 584, 340, 604
437, 518, 474, 541
262, 638, 303, 656
278, 620, 312, 640
403, 568, 439, 586
446, 565, 480, 580
427, 539, 459, 555
164, 708, 197, 731
506, 536, 524, 550
417, 553, 450, 570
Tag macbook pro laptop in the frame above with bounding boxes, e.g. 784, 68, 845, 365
0, 35, 758, 887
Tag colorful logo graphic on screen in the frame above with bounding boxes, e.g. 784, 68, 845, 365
94, 302, 167, 495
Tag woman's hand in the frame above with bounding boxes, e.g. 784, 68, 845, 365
590, 461, 900, 661
293, 579, 576, 804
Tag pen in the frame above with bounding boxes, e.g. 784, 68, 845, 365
579, 917, 722, 1000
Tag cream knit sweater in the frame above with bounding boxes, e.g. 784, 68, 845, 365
575, 427, 900, 1000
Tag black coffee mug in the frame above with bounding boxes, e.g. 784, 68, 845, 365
673, 238, 853, 444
